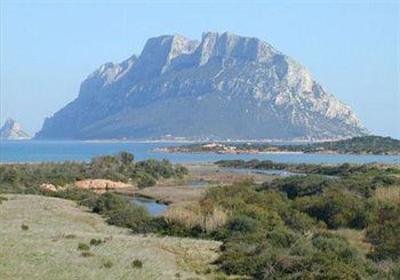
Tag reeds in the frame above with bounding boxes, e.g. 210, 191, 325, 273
375, 186, 400, 204
164, 203, 227, 233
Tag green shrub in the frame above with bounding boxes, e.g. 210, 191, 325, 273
21, 224, 29, 231
92, 192, 128, 214
226, 215, 258, 233
81, 251, 94, 257
311, 232, 362, 263
131, 259, 143, 268
90, 238, 103, 246
102, 259, 113, 268
294, 187, 367, 229
135, 171, 156, 188
77, 242, 90, 251
106, 203, 151, 233
266, 175, 330, 199
0, 196, 8, 204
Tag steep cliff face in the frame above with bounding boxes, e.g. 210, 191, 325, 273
35, 32, 367, 140
0, 119, 31, 140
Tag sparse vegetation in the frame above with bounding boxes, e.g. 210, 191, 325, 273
90, 238, 103, 246
102, 259, 114, 268
0, 196, 7, 204
0, 195, 221, 279
81, 251, 95, 258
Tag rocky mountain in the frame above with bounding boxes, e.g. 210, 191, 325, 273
35, 32, 367, 140
0, 118, 31, 140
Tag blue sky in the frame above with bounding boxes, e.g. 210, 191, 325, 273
1, 0, 399, 138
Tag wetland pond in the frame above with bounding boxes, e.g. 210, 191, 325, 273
130, 197, 168, 216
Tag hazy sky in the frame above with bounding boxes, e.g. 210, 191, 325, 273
1, 1, 399, 138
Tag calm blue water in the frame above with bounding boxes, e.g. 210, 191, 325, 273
131, 197, 168, 216
0, 140, 399, 164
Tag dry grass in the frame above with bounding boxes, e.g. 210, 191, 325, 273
185, 163, 276, 185
332, 228, 371, 255
164, 202, 228, 233
374, 186, 400, 204
136, 186, 206, 204
0, 194, 222, 280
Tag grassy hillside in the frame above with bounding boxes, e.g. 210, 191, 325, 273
0, 195, 221, 280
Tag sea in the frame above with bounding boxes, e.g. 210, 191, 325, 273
0, 140, 399, 165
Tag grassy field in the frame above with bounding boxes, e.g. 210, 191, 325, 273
0, 195, 222, 280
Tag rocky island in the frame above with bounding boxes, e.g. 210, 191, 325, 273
0, 118, 30, 140
35, 32, 366, 140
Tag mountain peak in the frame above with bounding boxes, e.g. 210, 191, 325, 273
196, 31, 278, 65
35, 32, 366, 140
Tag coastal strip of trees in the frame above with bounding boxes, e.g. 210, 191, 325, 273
0, 152, 188, 193
166, 135, 400, 155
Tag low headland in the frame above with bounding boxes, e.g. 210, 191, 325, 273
158, 135, 400, 155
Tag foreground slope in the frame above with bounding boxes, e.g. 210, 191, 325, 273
0, 195, 221, 280
36, 32, 366, 140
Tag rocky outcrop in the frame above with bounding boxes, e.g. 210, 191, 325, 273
40, 183, 60, 193
74, 179, 136, 192
0, 118, 30, 140
35, 32, 367, 140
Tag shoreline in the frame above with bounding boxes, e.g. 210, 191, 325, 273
154, 148, 400, 157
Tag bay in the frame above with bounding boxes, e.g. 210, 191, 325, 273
0, 140, 399, 164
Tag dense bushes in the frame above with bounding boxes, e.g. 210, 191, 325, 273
106, 204, 151, 232
204, 181, 381, 279
366, 202, 400, 261
293, 187, 367, 229
266, 175, 330, 198
0, 152, 188, 193
200, 166, 400, 279
92, 192, 129, 214
86, 192, 152, 233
